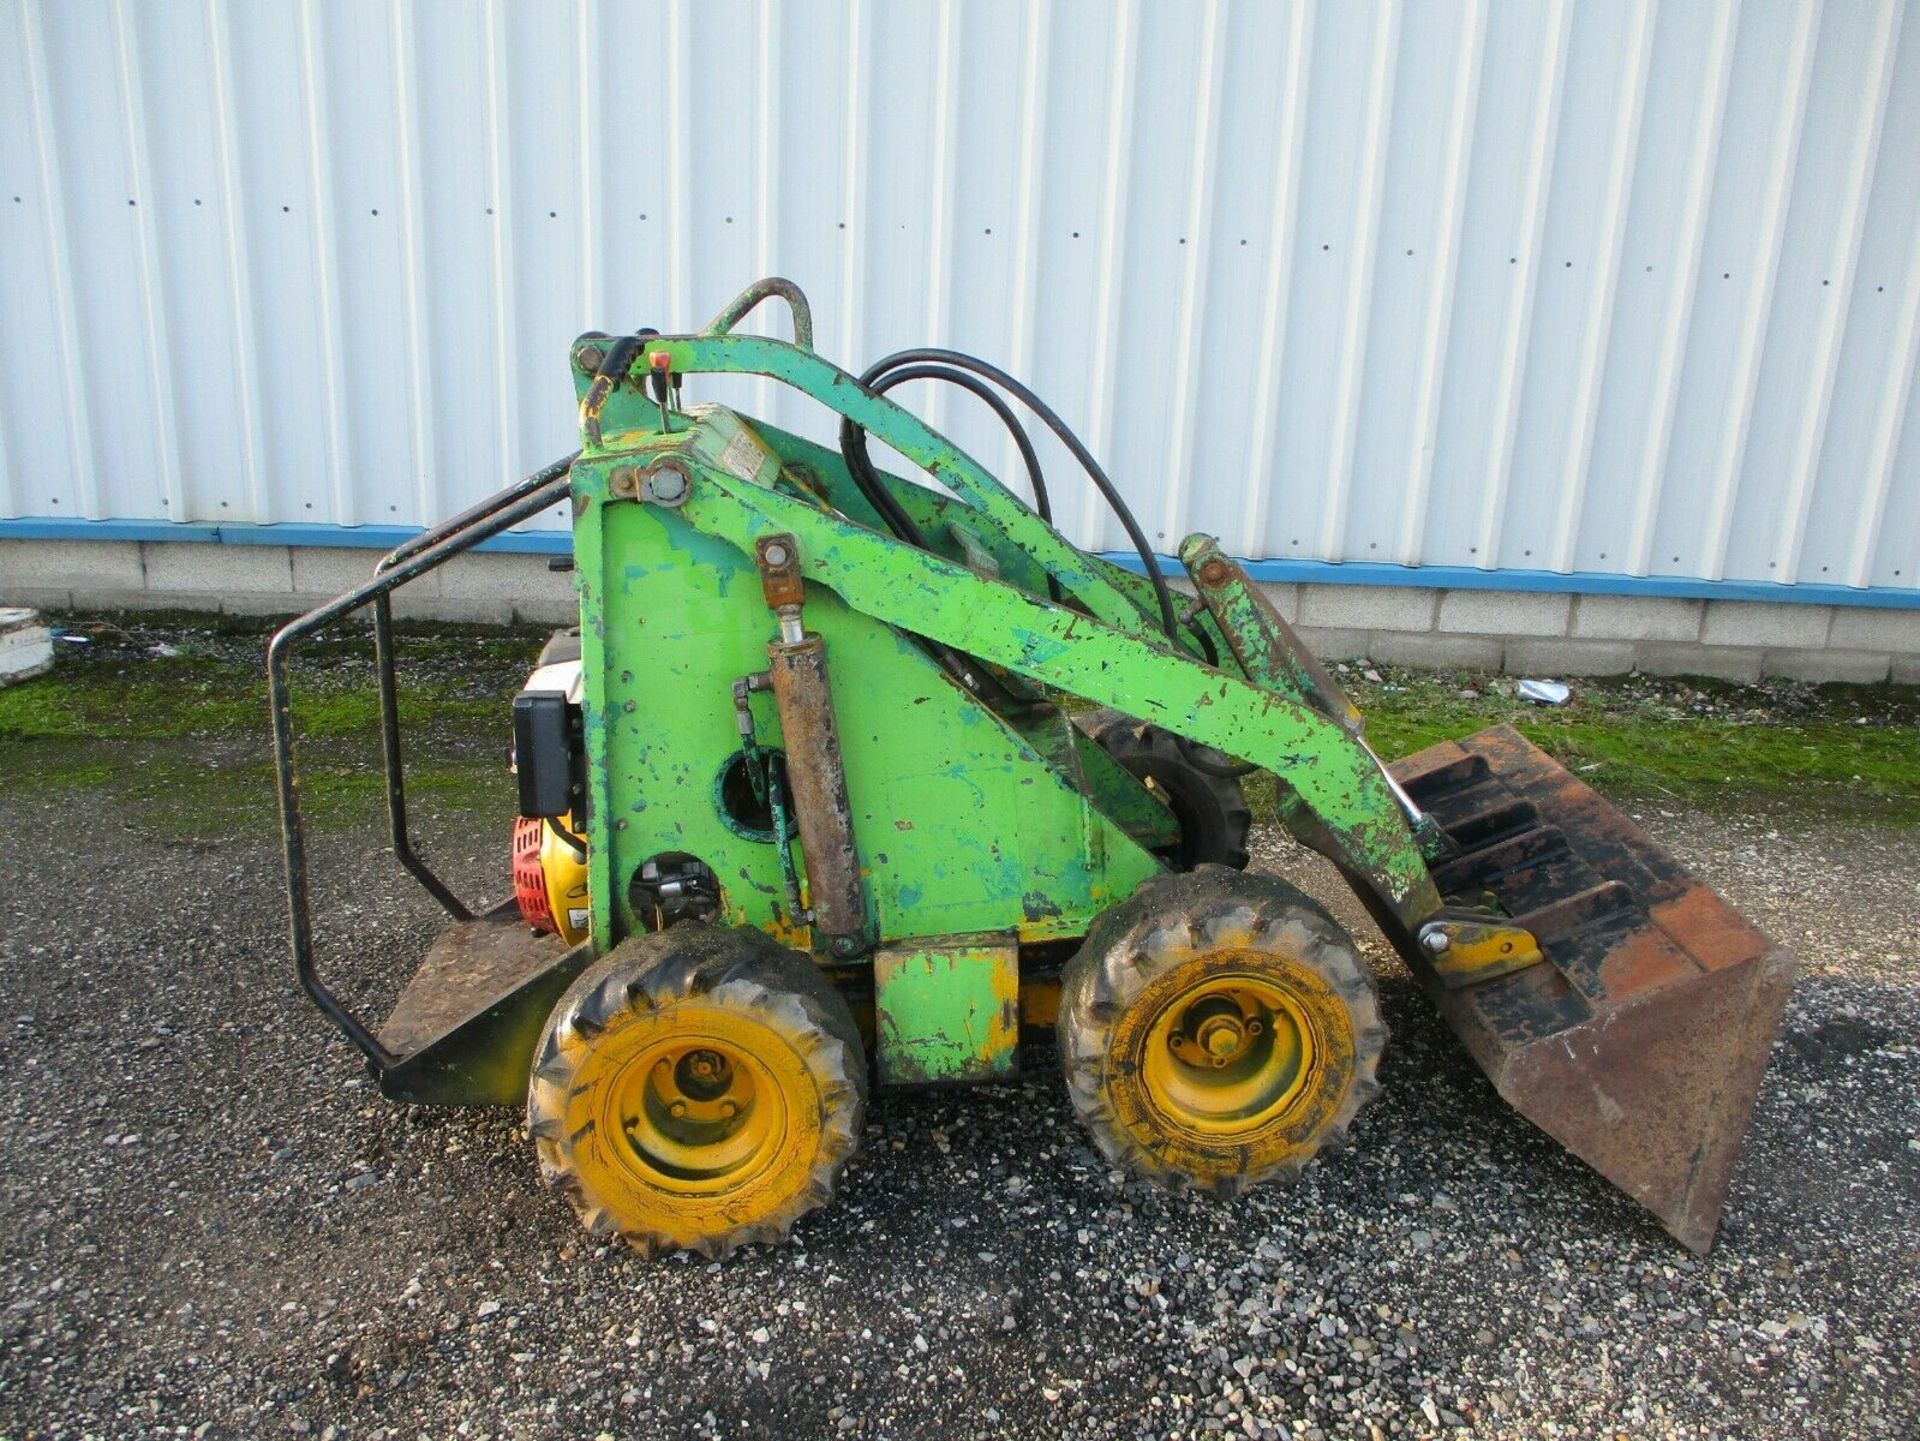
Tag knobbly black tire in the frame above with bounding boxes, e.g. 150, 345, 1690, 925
1057, 866, 1385, 1197
1076, 708, 1252, 870
528, 926, 866, 1259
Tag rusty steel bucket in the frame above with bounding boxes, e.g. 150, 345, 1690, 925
1385, 725, 1795, 1252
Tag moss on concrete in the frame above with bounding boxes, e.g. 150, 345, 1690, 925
4, 620, 1914, 844
0, 616, 544, 843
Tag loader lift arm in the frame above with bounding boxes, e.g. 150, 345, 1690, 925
578, 319, 1463, 939
657, 463, 1445, 932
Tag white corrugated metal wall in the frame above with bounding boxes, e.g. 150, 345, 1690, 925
2, 0, 1917, 596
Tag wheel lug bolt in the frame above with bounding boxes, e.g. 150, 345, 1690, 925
1197, 1015, 1244, 1060
670, 1100, 688, 1118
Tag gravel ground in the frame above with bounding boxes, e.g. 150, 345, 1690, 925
2, 722, 1917, 1437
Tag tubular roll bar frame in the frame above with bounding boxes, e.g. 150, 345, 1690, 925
266, 455, 577, 1069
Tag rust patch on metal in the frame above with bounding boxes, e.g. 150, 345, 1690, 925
1650, 886, 1769, 973
755, 532, 806, 609
766, 634, 873, 956
1589, 923, 1697, 1000
1386, 725, 1798, 1252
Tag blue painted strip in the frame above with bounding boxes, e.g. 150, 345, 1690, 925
0, 515, 572, 555
1096, 553, 1920, 610
0, 514, 1914, 609
1216, 559, 1889, 606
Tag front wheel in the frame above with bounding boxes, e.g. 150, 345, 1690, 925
528, 926, 867, 1258
1057, 867, 1384, 1197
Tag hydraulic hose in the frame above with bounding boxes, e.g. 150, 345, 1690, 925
836, 415, 930, 550
866, 364, 1052, 523
854, 347, 1180, 645
850, 362, 1061, 604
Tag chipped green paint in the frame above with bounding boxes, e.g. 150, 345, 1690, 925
570, 446, 1164, 960
564, 311, 1444, 1084
1179, 534, 1363, 734
583, 331, 1184, 650
666, 458, 1440, 924
873, 935, 1021, 1084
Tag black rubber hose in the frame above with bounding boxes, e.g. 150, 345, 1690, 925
856, 347, 1179, 644
867, 364, 1051, 522
836, 411, 930, 549
833, 384, 1016, 694
547, 814, 588, 857
851, 363, 1062, 604
1186, 618, 1220, 667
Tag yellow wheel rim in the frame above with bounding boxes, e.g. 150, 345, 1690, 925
553, 998, 829, 1242
1138, 970, 1318, 1141
601, 1028, 789, 1197
1101, 946, 1360, 1182
531, 938, 868, 1257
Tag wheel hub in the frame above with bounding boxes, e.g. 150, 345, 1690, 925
1141, 970, 1317, 1136
602, 1032, 787, 1195
676, 1048, 734, 1099
1194, 1011, 1249, 1063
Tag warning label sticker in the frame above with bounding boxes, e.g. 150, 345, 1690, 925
719, 428, 768, 482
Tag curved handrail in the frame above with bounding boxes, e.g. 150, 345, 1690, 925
365, 453, 579, 921
375, 452, 578, 577
700, 276, 815, 350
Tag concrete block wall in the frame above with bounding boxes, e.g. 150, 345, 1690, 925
1285, 584, 1916, 685
0, 540, 579, 628
1, 540, 1915, 684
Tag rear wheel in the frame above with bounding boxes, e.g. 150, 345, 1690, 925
1077, 709, 1251, 870
1057, 867, 1383, 1196
528, 927, 866, 1258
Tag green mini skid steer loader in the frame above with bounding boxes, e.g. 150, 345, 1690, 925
270, 279, 1793, 1258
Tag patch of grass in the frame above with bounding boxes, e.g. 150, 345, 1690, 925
0, 621, 539, 844
1354, 670, 1920, 822
293, 758, 509, 811
0, 737, 510, 843
0, 656, 260, 739
7, 619, 1915, 834
0, 652, 508, 743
